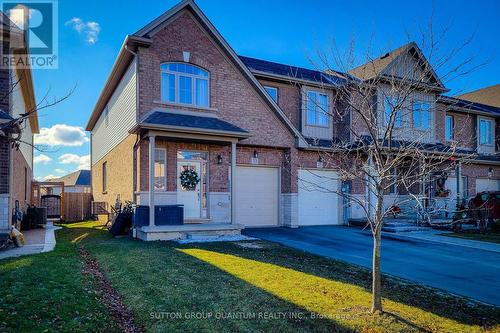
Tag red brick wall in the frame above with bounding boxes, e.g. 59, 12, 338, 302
136, 10, 296, 149
140, 139, 231, 193
462, 163, 500, 196
436, 102, 476, 149
257, 79, 301, 129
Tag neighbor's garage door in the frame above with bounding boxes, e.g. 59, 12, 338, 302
234, 166, 279, 227
298, 169, 341, 226
476, 179, 500, 193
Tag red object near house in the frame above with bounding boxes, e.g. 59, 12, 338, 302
468, 191, 500, 219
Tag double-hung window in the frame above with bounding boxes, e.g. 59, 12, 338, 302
384, 95, 402, 128
445, 115, 454, 141
413, 102, 430, 129
161, 63, 209, 107
154, 148, 167, 191
306, 91, 329, 127
479, 119, 493, 145
264, 86, 278, 103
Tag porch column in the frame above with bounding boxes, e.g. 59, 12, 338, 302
231, 142, 236, 224
455, 162, 462, 208
148, 135, 155, 227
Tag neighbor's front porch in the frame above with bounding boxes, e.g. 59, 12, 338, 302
132, 110, 249, 241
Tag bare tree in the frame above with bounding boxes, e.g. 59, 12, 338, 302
300, 27, 485, 313
0, 81, 74, 151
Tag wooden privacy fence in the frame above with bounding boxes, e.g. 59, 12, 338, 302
63, 193, 93, 221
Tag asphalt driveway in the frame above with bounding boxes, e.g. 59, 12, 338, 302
244, 226, 500, 306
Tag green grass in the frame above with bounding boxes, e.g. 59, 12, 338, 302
1, 222, 499, 332
440, 232, 500, 244
0, 222, 120, 333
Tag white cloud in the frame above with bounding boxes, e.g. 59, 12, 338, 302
58, 154, 90, 170
35, 124, 89, 147
65, 17, 101, 45
54, 168, 66, 174
34, 154, 52, 164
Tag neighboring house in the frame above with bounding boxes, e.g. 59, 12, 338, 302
0, 14, 39, 233
86, 0, 500, 240
45, 170, 91, 195
457, 84, 500, 108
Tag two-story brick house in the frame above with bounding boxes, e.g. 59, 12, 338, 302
86, 0, 500, 240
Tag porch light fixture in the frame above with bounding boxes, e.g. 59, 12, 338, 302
251, 150, 259, 165
217, 154, 223, 164
488, 167, 494, 178
317, 156, 324, 169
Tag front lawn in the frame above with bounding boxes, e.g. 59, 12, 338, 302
1, 222, 499, 332
440, 232, 500, 244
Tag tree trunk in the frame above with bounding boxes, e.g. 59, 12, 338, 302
371, 193, 384, 313
371, 225, 382, 313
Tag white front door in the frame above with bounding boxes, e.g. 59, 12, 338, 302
177, 161, 202, 219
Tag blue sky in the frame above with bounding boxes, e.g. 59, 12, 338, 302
32, 0, 500, 179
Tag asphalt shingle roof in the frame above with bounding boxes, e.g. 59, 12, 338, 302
46, 170, 91, 186
439, 96, 500, 117
239, 56, 346, 86
457, 84, 500, 108
142, 112, 249, 134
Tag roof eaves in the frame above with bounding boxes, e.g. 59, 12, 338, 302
85, 35, 152, 131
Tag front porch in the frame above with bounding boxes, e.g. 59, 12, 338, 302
136, 222, 244, 241
132, 110, 249, 241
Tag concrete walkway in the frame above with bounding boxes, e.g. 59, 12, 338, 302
0, 222, 60, 260
244, 226, 500, 306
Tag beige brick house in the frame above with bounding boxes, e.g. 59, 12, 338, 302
86, 0, 500, 240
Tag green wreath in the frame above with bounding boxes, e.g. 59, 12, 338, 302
180, 169, 200, 190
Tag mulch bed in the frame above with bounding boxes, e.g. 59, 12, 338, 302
79, 247, 143, 333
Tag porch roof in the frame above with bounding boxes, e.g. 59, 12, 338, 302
133, 111, 250, 139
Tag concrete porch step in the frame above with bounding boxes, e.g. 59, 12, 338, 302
137, 223, 244, 241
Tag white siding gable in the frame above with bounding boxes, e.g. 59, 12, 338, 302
91, 60, 137, 165
11, 69, 33, 168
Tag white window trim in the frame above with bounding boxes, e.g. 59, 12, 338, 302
478, 117, 494, 146
160, 63, 210, 107
154, 148, 167, 192
263, 85, 278, 103
412, 101, 431, 130
445, 114, 454, 142
305, 89, 330, 128
384, 95, 402, 128
388, 167, 398, 194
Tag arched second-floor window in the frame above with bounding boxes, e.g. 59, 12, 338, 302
160, 62, 209, 107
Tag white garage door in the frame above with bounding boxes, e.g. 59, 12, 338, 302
234, 166, 279, 227
298, 169, 341, 226
476, 179, 500, 193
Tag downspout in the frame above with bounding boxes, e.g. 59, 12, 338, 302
125, 43, 140, 238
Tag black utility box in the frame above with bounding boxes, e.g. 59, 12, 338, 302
134, 205, 184, 227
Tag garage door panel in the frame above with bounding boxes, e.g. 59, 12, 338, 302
298, 169, 341, 226
476, 179, 500, 193
235, 166, 279, 227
